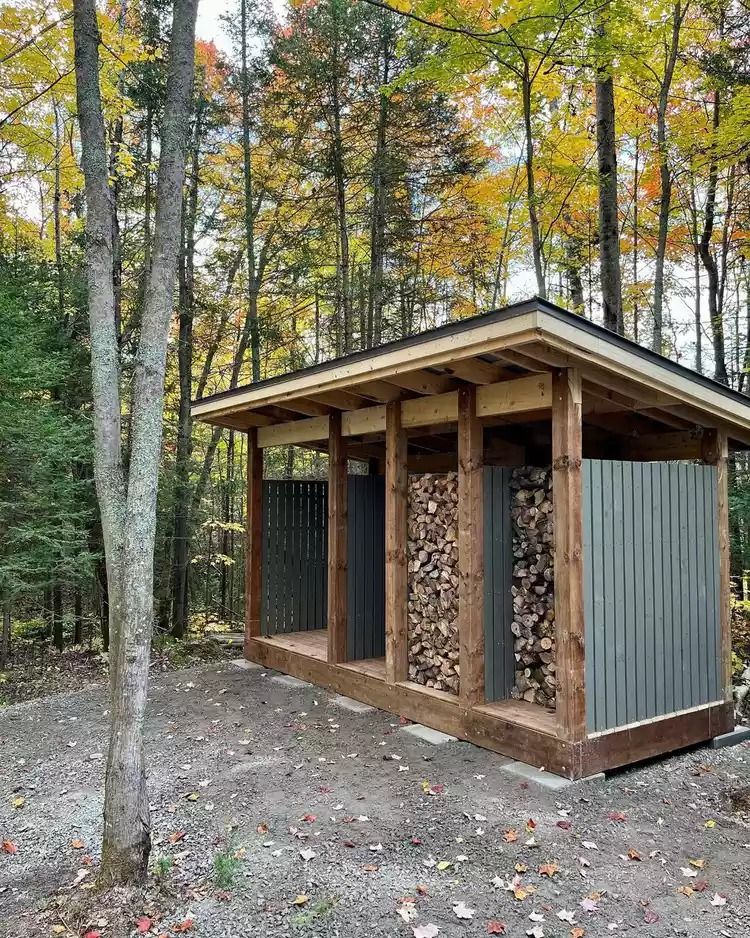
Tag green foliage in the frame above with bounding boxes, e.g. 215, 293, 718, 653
152, 854, 174, 880
291, 896, 339, 927
212, 844, 243, 889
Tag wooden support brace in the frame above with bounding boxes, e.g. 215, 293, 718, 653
458, 384, 485, 708
385, 401, 408, 684
552, 368, 586, 742
327, 411, 348, 663
703, 428, 732, 705
245, 428, 264, 651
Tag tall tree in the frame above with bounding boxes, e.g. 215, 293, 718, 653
73, 0, 199, 882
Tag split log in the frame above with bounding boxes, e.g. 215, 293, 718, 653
407, 472, 460, 694
510, 466, 556, 710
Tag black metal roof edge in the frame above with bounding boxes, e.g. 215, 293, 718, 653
193, 295, 750, 412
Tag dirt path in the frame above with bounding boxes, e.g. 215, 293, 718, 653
0, 661, 748, 938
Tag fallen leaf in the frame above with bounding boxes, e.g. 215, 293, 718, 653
12, 796, 25, 809
293, 895, 308, 906
526, 819, 537, 832
515, 862, 528, 873
557, 909, 576, 923
487, 923, 506, 935
579, 897, 598, 913
397, 904, 417, 922
453, 901, 475, 919
82, 931, 101, 938
571, 929, 585, 938
436, 860, 452, 871
136, 916, 153, 933
557, 820, 572, 831
688, 858, 705, 869
413, 926, 439, 938
526, 926, 544, 938
529, 911, 545, 922
256, 822, 269, 834
168, 830, 186, 844
642, 908, 659, 924
363, 863, 378, 872
503, 829, 518, 843
693, 880, 709, 892
173, 920, 194, 933
299, 848, 316, 862
185, 792, 199, 802
70, 839, 85, 850
607, 811, 626, 823
2, 840, 17, 854
626, 848, 641, 861
704, 819, 716, 829
677, 885, 693, 897
710, 893, 727, 906
581, 841, 598, 850
538, 863, 558, 878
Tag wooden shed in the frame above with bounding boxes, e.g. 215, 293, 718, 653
192, 298, 747, 779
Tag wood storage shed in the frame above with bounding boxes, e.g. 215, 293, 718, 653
192, 298, 747, 779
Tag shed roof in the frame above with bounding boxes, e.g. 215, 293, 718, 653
192, 297, 750, 446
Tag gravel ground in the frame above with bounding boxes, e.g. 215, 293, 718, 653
0, 661, 749, 938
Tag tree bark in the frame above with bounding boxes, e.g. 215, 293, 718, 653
1, 597, 11, 670
521, 67, 546, 299
368, 22, 391, 348
73, 0, 198, 885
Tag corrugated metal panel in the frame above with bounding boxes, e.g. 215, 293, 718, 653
347, 474, 386, 660
261, 480, 328, 636
583, 460, 721, 732
483, 467, 515, 701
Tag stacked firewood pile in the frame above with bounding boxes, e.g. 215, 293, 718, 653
510, 466, 557, 710
407, 472, 460, 694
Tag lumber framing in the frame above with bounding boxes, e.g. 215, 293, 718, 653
552, 368, 586, 743
244, 428, 263, 645
385, 401, 408, 684
704, 428, 732, 702
327, 412, 347, 664
458, 385, 485, 707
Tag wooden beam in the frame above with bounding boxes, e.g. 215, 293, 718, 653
704, 429, 731, 702
277, 398, 331, 417
353, 379, 408, 402
458, 385, 484, 708
257, 415, 329, 448
385, 370, 458, 395
622, 429, 706, 461
311, 389, 370, 411
385, 401, 408, 684
402, 391, 458, 428
443, 357, 514, 384
245, 429, 263, 649
343, 404, 387, 437
476, 373, 552, 418
552, 368, 586, 743
327, 412, 347, 664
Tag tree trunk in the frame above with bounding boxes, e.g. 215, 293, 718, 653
52, 584, 63, 652
74, 588, 83, 645
594, 13, 623, 334
521, 68, 545, 299
368, 23, 391, 348
652, 2, 682, 353
1, 597, 10, 670
240, 0, 261, 383
73, 0, 198, 885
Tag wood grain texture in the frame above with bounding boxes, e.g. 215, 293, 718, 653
703, 429, 731, 701
244, 428, 263, 651
552, 368, 586, 742
385, 401, 408, 684
327, 411, 348, 663
458, 384, 485, 708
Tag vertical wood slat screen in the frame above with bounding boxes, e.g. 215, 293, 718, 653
261, 480, 328, 636
347, 474, 386, 660
483, 467, 515, 702
583, 460, 721, 733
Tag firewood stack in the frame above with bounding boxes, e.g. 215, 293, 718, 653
407, 472, 460, 694
510, 466, 556, 710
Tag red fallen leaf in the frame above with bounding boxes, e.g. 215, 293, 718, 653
342, 840, 356, 848
318, 786, 332, 793
608, 811, 627, 823
693, 880, 709, 892
83, 932, 102, 938
430, 784, 445, 795
2, 840, 18, 854
526, 818, 537, 832
136, 916, 153, 933
520, 781, 529, 790
70, 839, 85, 850
301, 814, 317, 823
416, 884, 429, 896
173, 920, 194, 933
168, 830, 187, 844
503, 829, 518, 843
410, 837, 423, 846
538, 862, 559, 878
487, 922, 507, 934
81, 855, 94, 866
556, 820, 572, 830
256, 823, 269, 834
399, 716, 410, 725
362, 863, 378, 872
643, 908, 659, 924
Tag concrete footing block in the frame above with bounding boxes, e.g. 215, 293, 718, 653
333, 695, 375, 714
501, 760, 605, 791
271, 674, 312, 689
231, 659, 263, 671
401, 724, 457, 745
709, 725, 750, 749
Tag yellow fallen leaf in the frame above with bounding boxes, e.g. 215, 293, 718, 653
185, 792, 199, 802
293, 894, 308, 906
689, 858, 706, 869
704, 820, 716, 829
436, 860, 451, 871
12, 796, 25, 809
571, 929, 585, 938
515, 862, 528, 873
678, 885, 694, 897
51, 927, 66, 935
514, 886, 529, 900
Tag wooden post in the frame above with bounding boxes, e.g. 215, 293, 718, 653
245, 427, 263, 653
703, 428, 731, 703
327, 410, 348, 663
458, 384, 484, 708
385, 401, 408, 684
552, 368, 586, 742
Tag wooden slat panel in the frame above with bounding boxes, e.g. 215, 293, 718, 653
552, 369, 586, 742
582, 460, 723, 732
327, 412, 348, 663
385, 401, 408, 684
458, 385, 485, 708
245, 429, 263, 648
483, 467, 515, 702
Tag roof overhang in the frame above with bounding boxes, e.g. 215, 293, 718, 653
192, 298, 750, 447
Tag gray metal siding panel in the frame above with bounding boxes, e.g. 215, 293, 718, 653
483, 467, 514, 702
583, 460, 721, 732
347, 474, 386, 661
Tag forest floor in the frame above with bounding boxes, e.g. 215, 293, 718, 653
0, 661, 749, 938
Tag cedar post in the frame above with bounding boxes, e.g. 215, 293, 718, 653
385, 401, 408, 684
327, 410, 348, 663
703, 428, 732, 705
458, 384, 484, 708
552, 368, 585, 742
245, 427, 263, 654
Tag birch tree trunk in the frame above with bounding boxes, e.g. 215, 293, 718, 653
73, 0, 199, 884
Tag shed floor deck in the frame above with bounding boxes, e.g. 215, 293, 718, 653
477, 698, 558, 737
258, 628, 328, 660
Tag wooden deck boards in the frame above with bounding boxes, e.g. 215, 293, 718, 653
256, 629, 328, 661
476, 699, 557, 737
